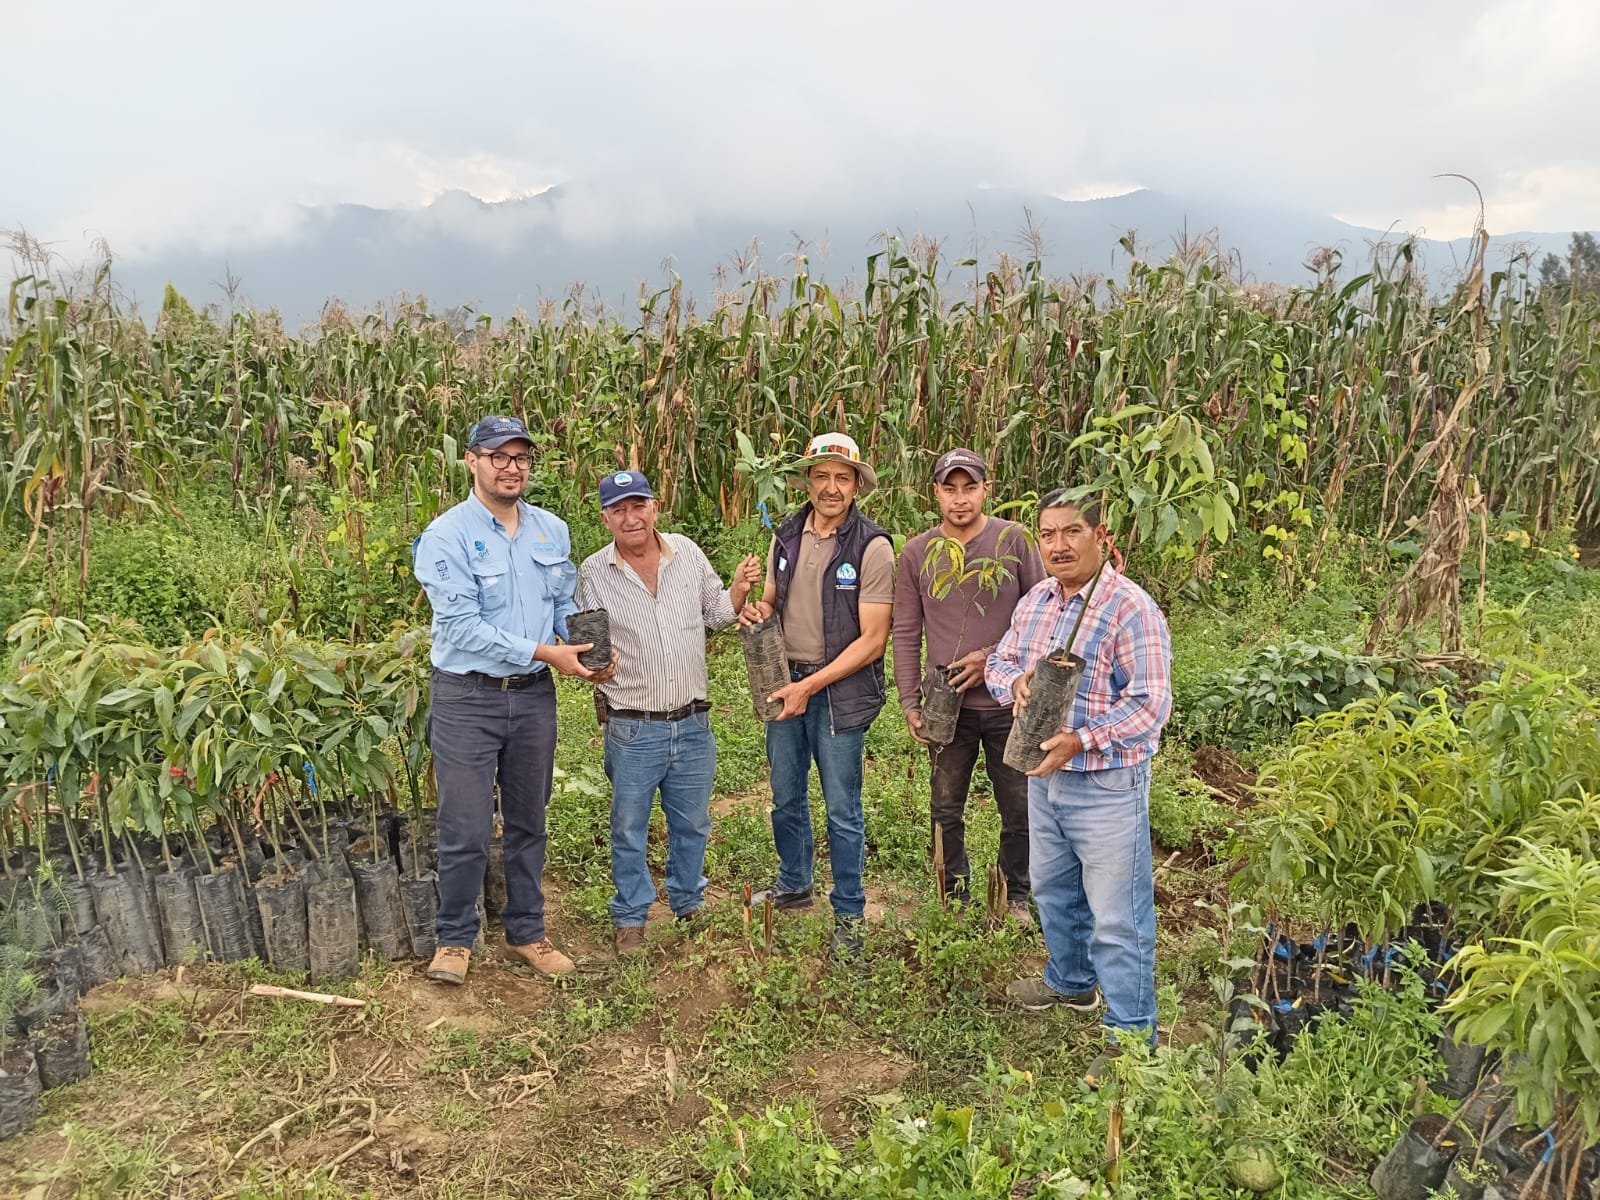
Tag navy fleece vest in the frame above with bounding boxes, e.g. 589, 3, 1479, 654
772, 503, 891, 734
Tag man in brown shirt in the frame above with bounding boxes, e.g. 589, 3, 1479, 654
740, 432, 894, 962
892, 448, 1044, 921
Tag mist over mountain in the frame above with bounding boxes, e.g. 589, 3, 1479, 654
113, 187, 1574, 326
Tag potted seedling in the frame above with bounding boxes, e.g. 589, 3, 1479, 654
914, 530, 1029, 747
734, 430, 792, 722
0, 914, 42, 1140
1442, 844, 1600, 1198
1002, 555, 1110, 774
565, 609, 612, 674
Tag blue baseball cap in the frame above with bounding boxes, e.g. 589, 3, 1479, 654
598, 470, 654, 509
467, 414, 532, 451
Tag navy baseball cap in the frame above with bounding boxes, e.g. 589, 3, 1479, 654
467, 415, 532, 451
598, 469, 654, 509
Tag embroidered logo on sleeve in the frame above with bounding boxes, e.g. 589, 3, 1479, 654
435, 560, 450, 580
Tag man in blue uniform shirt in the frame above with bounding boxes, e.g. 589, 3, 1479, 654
413, 415, 605, 985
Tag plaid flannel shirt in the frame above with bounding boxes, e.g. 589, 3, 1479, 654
985, 567, 1173, 772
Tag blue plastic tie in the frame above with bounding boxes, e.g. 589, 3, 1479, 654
1541, 1128, 1555, 1163
1313, 932, 1328, 952
759, 501, 774, 532
46, 764, 57, 784
1361, 945, 1380, 970
1274, 1000, 1294, 1013
302, 761, 319, 797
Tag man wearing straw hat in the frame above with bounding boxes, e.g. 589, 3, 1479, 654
985, 490, 1172, 1080
738, 432, 894, 962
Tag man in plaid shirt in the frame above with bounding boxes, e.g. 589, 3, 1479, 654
986, 489, 1172, 1074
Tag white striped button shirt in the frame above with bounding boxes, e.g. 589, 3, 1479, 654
575, 532, 738, 711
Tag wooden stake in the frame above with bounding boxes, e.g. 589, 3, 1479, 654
742, 883, 754, 955
248, 983, 366, 1008
933, 823, 946, 906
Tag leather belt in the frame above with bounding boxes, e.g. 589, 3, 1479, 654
790, 661, 824, 677
436, 668, 549, 691
607, 700, 712, 722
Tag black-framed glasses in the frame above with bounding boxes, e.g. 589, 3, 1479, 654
477, 451, 533, 470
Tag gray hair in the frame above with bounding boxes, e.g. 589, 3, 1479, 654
1038, 489, 1103, 527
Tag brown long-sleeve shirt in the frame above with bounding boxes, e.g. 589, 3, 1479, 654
892, 517, 1044, 713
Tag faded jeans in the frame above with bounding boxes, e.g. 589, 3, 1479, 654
604, 712, 715, 927
1029, 761, 1158, 1041
766, 679, 867, 919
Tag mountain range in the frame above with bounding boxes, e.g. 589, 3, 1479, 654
115, 187, 1576, 326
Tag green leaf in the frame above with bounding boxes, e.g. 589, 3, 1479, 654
305, 668, 344, 696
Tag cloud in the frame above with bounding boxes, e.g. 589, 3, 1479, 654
3, 0, 1597, 264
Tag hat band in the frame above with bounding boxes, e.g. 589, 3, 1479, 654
809, 442, 860, 461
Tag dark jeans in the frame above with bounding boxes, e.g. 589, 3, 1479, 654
929, 704, 1030, 899
428, 669, 557, 947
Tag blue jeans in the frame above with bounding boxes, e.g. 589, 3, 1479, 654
1029, 762, 1158, 1041
765, 683, 867, 919
604, 712, 715, 927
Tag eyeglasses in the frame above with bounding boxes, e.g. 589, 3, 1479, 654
476, 451, 533, 470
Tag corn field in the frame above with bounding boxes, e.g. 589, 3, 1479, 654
4, 236, 1599, 564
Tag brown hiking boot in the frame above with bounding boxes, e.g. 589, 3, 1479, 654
506, 937, 575, 976
614, 925, 647, 957
426, 945, 471, 985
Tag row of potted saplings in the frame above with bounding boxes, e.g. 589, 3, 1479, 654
0, 793, 464, 1131
1223, 906, 1594, 1200
1230, 902, 1461, 1059
0, 796, 465, 986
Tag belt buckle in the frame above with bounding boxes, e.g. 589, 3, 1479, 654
500, 676, 512, 692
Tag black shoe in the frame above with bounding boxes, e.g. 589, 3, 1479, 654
1007, 978, 1102, 1013
830, 916, 865, 961
770, 885, 814, 911
674, 906, 705, 925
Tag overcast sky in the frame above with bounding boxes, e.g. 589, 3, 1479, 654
5, 0, 1598, 263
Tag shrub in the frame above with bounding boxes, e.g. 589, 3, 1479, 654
1197, 639, 1433, 743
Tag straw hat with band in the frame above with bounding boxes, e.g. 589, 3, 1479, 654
788, 432, 879, 495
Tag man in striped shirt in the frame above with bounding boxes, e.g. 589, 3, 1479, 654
985, 490, 1172, 1066
576, 470, 761, 957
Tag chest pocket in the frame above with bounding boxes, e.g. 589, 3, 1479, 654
473, 556, 513, 616
531, 545, 576, 608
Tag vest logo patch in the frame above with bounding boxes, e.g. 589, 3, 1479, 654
473, 539, 489, 560
835, 562, 858, 589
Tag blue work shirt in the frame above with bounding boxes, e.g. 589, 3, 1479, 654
413, 492, 578, 676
